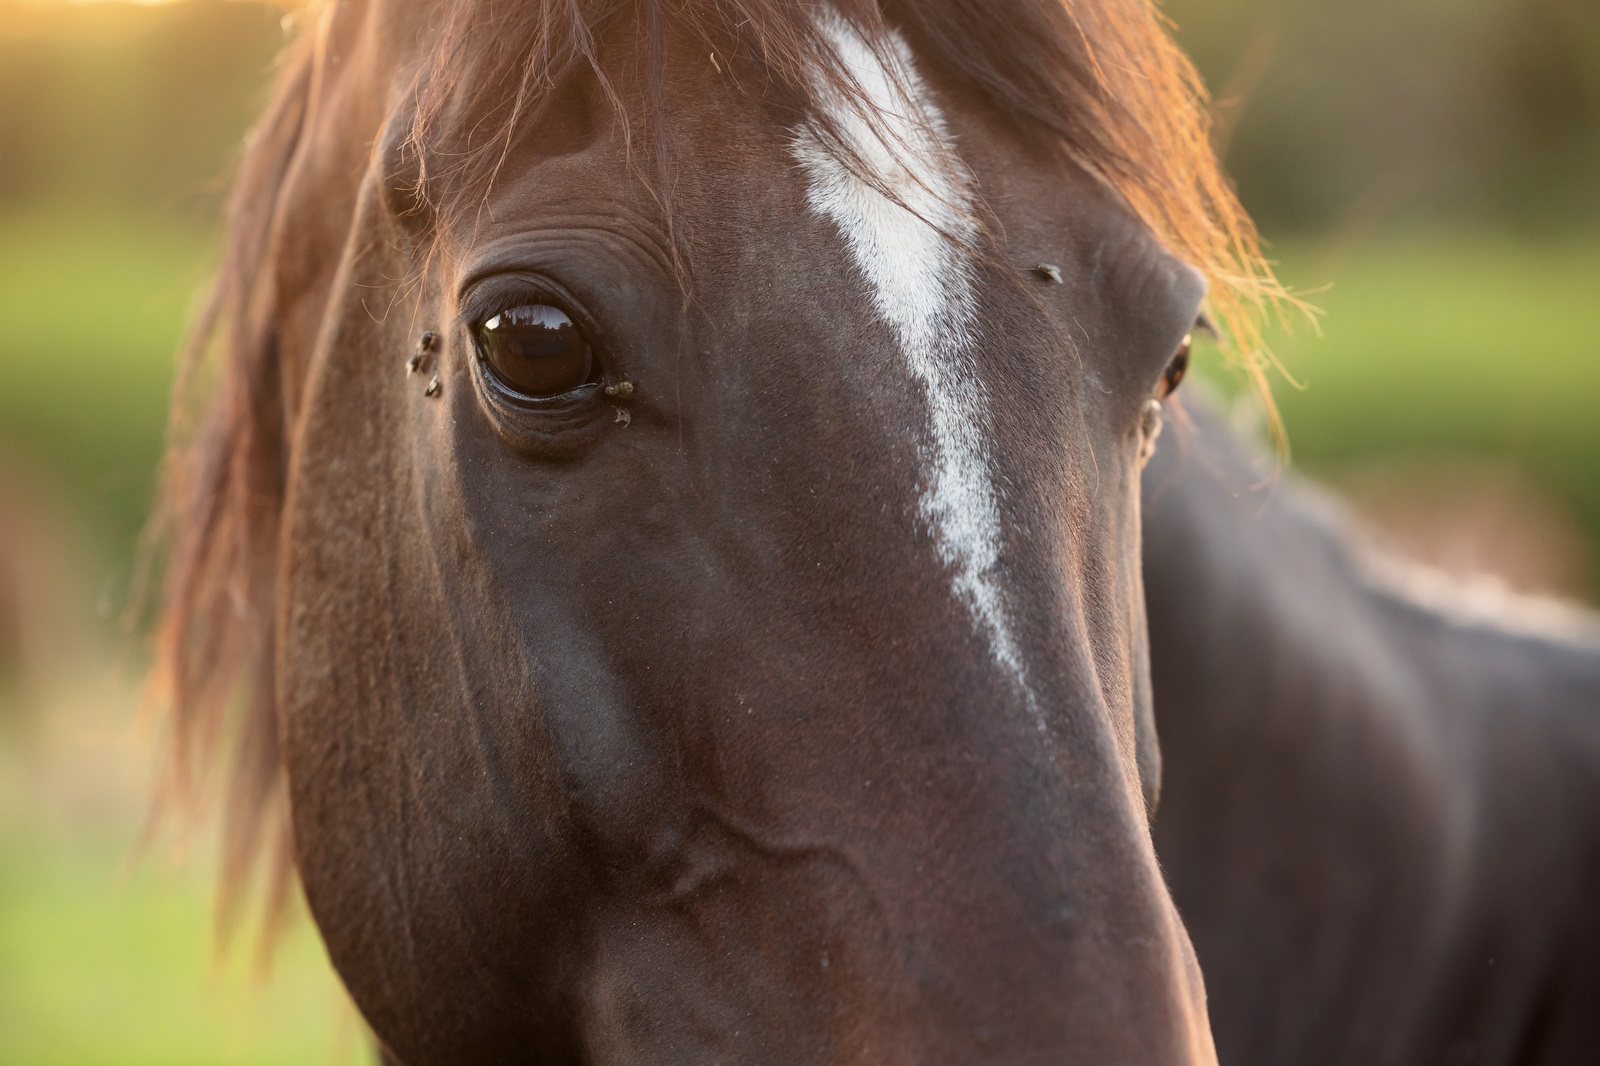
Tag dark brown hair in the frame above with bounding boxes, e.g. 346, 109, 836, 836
151, 0, 1284, 946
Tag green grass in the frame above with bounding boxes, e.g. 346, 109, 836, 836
0, 829, 366, 1066
1270, 238, 1600, 464
0, 209, 210, 571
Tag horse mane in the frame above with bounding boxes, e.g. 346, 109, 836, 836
151, 0, 1285, 947
148, 33, 312, 945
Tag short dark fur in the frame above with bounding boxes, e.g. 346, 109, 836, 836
1146, 396, 1600, 1066
150, 0, 1274, 937
147, 0, 1240, 1060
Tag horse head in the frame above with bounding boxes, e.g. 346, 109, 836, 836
158, 1, 1264, 1061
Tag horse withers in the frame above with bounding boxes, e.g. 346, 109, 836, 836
155, 1, 1270, 1061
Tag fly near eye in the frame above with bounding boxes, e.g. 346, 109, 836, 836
1156, 333, 1191, 401
478, 303, 596, 398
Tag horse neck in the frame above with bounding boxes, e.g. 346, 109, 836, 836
1140, 399, 1412, 755
1144, 395, 1600, 769
1144, 394, 1600, 1066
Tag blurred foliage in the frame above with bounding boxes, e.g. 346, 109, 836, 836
1165, 0, 1600, 234
1189, 237, 1600, 583
0, 211, 208, 569
0, 0, 1596, 232
0, 0, 280, 584
0, 0, 284, 218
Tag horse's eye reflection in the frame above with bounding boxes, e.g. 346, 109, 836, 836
477, 303, 596, 398
1157, 333, 1192, 401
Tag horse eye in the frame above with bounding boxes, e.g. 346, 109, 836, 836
477, 304, 596, 398
1156, 333, 1191, 401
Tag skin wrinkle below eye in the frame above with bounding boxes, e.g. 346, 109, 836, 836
791, 12, 1047, 735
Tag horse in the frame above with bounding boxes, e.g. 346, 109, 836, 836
150, 0, 1281, 1060
1144, 394, 1600, 1066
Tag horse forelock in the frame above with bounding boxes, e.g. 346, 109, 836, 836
152, 0, 1280, 950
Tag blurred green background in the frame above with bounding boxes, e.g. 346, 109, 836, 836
0, 0, 1596, 1061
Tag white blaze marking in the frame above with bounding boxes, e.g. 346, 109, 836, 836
793, 13, 1037, 719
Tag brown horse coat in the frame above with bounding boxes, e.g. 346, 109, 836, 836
150, 1, 1284, 1062
1146, 396, 1600, 1066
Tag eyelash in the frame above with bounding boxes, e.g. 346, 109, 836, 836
459, 275, 595, 340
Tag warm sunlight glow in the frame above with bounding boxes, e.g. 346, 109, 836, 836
11, 0, 182, 6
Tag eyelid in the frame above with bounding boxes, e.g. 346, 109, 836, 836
484, 304, 577, 334
456, 272, 596, 338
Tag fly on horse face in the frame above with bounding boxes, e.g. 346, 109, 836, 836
1144, 397, 1600, 1066
154, 0, 1275, 1061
